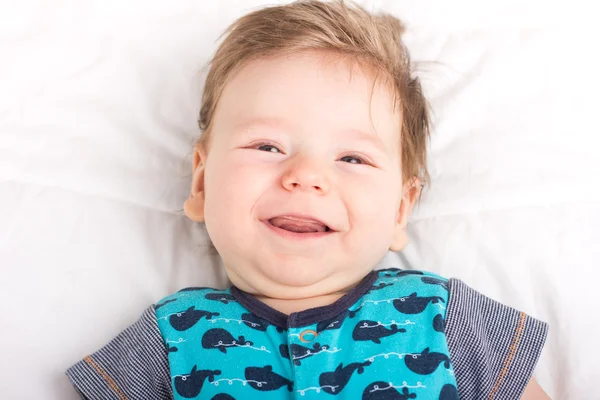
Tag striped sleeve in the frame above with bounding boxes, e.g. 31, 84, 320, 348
65, 306, 173, 400
445, 278, 548, 399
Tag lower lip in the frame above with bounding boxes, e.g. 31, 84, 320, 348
262, 220, 335, 241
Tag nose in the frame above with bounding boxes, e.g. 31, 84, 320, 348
281, 155, 330, 194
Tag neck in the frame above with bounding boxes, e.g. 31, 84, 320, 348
253, 292, 345, 315
252, 281, 361, 315
225, 267, 376, 316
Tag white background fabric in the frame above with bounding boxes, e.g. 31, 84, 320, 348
1, 1, 598, 398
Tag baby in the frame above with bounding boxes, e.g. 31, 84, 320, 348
66, 1, 549, 399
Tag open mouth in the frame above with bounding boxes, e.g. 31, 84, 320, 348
266, 215, 333, 234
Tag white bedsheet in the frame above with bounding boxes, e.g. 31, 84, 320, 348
1, 1, 598, 398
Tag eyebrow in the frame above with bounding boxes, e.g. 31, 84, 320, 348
232, 117, 389, 153
232, 117, 290, 134
341, 128, 389, 153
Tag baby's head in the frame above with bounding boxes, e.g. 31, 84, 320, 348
184, 0, 430, 300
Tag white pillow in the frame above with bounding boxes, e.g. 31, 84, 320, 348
1, 1, 597, 398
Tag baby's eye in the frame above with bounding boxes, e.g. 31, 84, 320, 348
249, 140, 284, 154
257, 144, 281, 153
339, 155, 366, 165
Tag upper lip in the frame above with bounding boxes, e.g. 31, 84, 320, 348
263, 213, 336, 232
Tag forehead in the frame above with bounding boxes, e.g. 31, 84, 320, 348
213, 51, 401, 152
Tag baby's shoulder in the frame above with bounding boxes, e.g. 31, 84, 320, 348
154, 285, 233, 311
375, 267, 447, 279
373, 268, 449, 291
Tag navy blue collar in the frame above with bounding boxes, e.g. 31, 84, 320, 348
230, 270, 379, 329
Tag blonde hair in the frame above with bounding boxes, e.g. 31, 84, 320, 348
198, 0, 430, 191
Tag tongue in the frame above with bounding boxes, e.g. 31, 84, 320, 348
269, 216, 327, 233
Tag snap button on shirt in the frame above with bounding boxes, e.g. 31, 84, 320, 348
299, 329, 318, 342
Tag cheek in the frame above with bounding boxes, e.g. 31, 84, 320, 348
341, 175, 400, 262
346, 173, 400, 231
203, 154, 275, 235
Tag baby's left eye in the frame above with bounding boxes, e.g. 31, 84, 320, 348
339, 155, 365, 164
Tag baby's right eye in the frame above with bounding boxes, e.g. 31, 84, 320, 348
249, 140, 284, 154
257, 144, 281, 153
244, 139, 285, 154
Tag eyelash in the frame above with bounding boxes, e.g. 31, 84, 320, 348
250, 141, 284, 154
249, 141, 372, 165
339, 153, 370, 165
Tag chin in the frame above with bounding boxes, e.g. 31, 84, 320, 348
258, 260, 335, 292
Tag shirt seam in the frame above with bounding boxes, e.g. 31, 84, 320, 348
83, 355, 129, 400
487, 311, 527, 399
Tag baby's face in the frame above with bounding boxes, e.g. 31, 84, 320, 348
190, 51, 416, 299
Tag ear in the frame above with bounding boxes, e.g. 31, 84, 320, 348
389, 177, 421, 252
183, 144, 208, 222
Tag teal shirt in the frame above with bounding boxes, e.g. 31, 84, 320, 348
155, 268, 458, 399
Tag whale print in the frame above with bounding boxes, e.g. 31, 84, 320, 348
205, 293, 237, 304
421, 277, 448, 291
433, 314, 445, 333
166, 343, 178, 353
245, 365, 293, 392
377, 268, 400, 274
279, 342, 330, 365
439, 384, 459, 400
316, 315, 345, 332
362, 382, 416, 400
178, 287, 214, 293
155, 298, 177, 310
379, 268, 424, 278
242, 313, 271, 331
279, 344, 291, 361
393, 292, 445, 314
319, 361, 372, 394
174, 365, 221, 398
211, 394, 236, 400
405, 347, 451, 375
367, 282, 394, 294
170, 306, 220, 331
202, 328, 252, 353
316, 308, 358, 333
241, 313, 283, 333
352, 320, 406, 343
